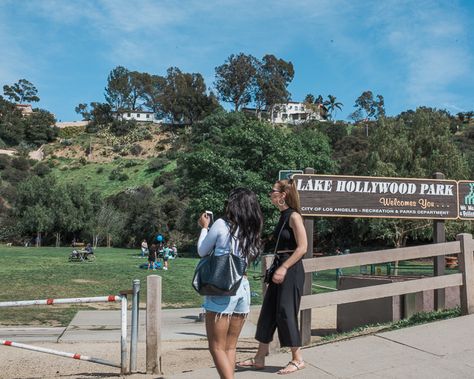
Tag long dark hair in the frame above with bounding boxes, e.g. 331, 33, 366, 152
224, 188, 263, 261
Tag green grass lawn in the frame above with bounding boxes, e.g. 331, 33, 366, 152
0, 246, 452, 326
0, 246, 265, 326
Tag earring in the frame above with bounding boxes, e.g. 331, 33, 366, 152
278, 198, 286, 206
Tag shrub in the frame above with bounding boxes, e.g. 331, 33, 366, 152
130, 144, 143, 156
96, 167, 104, 174
118, 173, 129, 181
33, 162, 51, 177
147, 157, 169, 172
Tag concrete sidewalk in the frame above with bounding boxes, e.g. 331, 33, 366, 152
169, 314, 474, 379
1, 308, 473, 378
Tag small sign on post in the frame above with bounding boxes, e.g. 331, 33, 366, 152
279, 170, 303, 181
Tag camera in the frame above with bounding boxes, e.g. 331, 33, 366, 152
205, 210, 214, 225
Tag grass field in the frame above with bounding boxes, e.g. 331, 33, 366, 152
0, 246, 449, 326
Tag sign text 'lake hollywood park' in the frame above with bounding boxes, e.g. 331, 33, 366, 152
293, 174, 459, 220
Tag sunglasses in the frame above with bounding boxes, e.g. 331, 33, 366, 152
269, 189, 281, 194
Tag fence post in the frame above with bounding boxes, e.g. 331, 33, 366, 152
433, 172, 446, 310
457, 233, 474, 315
146, 275, 162, 375
300, 167, 314, 346
130, 279, 140, 373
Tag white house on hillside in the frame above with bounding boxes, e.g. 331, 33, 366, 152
117, 110, 162, 123
15, 104, 33, 116
243, 101, 327, 124
271, 101, 327, 124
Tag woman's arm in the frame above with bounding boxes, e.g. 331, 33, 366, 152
197, 218, 226, 257
272, 212, 308, 284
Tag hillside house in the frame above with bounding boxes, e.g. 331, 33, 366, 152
116, 110, 162, 123
15, 104, 33, 116
243, 101, 327, 124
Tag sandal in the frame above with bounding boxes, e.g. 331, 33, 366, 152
277, 360, 305, 375
236, 357, 265, 370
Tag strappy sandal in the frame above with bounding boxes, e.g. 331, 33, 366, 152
236, 357, 265, 370
277, 360, 305, 375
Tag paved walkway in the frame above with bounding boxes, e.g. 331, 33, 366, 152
1, 308, 474, 378
170, 314, 474, 379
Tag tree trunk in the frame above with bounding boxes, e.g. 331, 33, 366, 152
36, 231, 41, 247
107, 233, 111, 248
55, 232, 61, 247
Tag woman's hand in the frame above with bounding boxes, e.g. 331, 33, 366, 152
272, 266, 288, 284
198, 212, 211, 229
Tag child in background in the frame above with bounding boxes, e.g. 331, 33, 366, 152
148, 244, 157, 270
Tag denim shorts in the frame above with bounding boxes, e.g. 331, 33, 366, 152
203, 277, 250, 315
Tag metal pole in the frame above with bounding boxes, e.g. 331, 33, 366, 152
130, 279, 140, 373
1, 339, 120, 368
120, 295, 128, 375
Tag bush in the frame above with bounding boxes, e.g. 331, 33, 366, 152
147, 157, 169, 172
0, 155, 10, 169
118, 173, 129, 181
33, 162, 51, 177
130, 144, 143, 156
96, 167, 104, 174
123, 160, 139, 168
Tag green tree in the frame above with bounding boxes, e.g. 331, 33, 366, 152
177, 112, 334, 233
104, 66, 132, 113
324, 95, 343, 120
214, 53, 258, 111
161, 67, 219, 124
255, 55, 294, 118
0, 97, 24, 146
3, 79, 40, 103
23, 109, 58, 146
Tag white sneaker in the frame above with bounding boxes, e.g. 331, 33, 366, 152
163, 267, 168, 270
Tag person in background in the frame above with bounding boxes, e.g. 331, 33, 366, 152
237, 178, 307, 375
335, 247, 343, 278
162, 245, 171, 270
171, 243, 178, 258
197, 188, 263, 379
148, 244, 158, 270
141, 239, 149, 258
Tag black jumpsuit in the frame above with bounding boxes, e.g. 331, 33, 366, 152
255, 207, 305, 347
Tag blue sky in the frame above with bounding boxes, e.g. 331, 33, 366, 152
1, 0, 473, 121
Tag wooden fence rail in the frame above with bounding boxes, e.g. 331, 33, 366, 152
299, 233, 474, 344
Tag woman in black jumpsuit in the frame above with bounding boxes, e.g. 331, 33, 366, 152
237, 178, 308, 374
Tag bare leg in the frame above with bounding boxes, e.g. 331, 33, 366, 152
206, 312, 234, 379
225, 314, 246, 369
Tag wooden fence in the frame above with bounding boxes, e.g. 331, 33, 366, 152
294, 233, 474, 345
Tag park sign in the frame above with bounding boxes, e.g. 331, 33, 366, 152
293, 174, 458, 220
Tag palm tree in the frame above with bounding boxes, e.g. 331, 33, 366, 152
324, 94, 343, 121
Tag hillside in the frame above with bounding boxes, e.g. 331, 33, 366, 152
43, 123, 177, 196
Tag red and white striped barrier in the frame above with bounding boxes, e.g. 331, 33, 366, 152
0, 294, 128, 374
0, 295, 120, 308
1, 339, 120, 368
